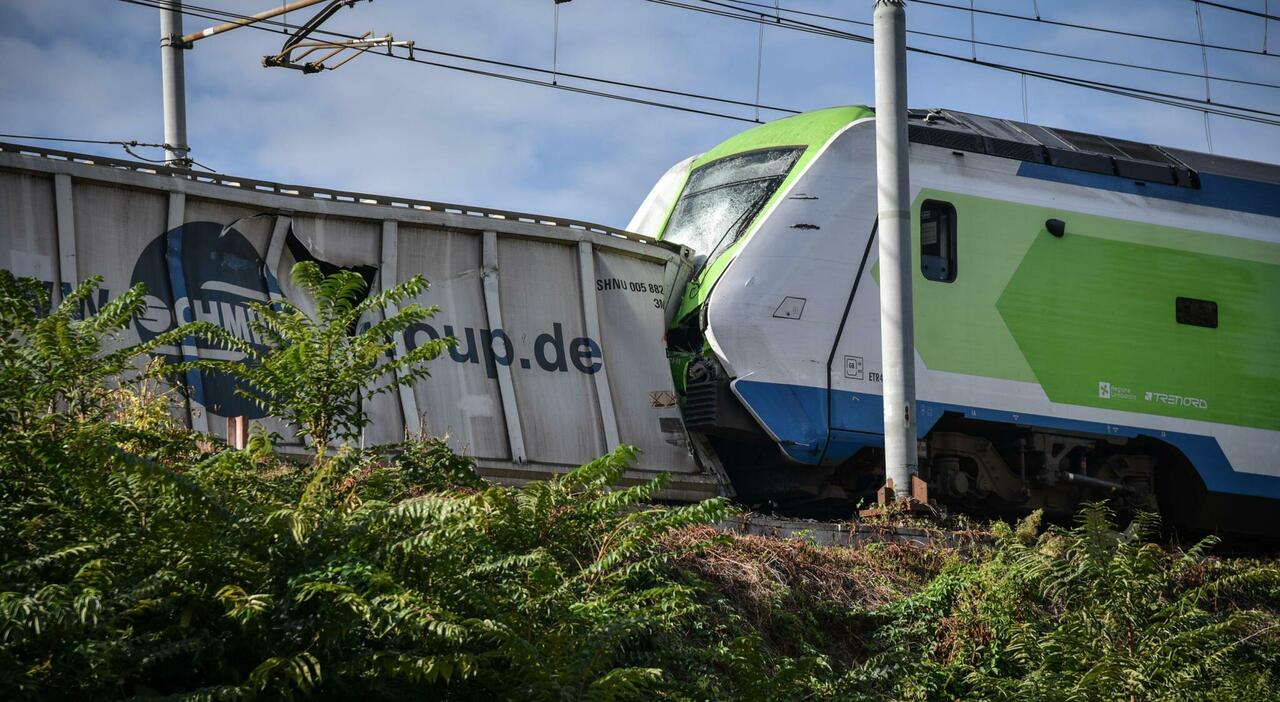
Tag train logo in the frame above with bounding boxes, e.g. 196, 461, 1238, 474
130, 222, 273, 418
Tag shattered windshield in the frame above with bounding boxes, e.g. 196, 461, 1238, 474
661, 147, 803, 271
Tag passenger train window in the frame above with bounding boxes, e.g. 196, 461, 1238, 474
920, 200, 957, 283
660, 147, 804, 273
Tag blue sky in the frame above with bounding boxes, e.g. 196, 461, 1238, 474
1, 0, 1278, 227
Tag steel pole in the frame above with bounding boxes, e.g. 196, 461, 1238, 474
160, 1, 191, 168
873, 0, 917, 499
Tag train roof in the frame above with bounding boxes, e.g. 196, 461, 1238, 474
907, 107, 1280, 189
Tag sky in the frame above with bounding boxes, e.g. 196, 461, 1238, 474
1, 0, 1278, 227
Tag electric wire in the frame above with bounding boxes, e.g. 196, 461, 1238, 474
968, 0, 976, 61
654, 0, 1280, 123
1023, 0, 1033, 120
119, 0, 798, 123
0, 132, 218, 171
123, 0, 797, 119
132, 0, 1280, 123
1021, 73, 1029, 121
120, 0, 1280, 129
552, 0, 561, 85
754, 15, 763, 121
1192, 0, 1280, 22
647, 0, 1280, 126
121, 145, 178, 163
719, 0, 1280, 90
0, 133, 168, 148
1194, 2, 1215, 151
912, 0, 1280, 59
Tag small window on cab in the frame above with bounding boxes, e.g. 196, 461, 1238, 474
920, 200, 957, 283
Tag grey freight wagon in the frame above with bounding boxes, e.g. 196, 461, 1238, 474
0, 141, 720, 500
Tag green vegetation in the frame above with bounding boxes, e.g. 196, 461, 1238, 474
187, 261, 452, 452
847, 507, 1280, 700
2, 270, 1278, 700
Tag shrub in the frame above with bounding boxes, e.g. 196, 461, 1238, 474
189, 261, 452, 453
0, 272, 191, 431
3, 271, 1279, 701
1, 270, 745, 699
0, 429, 737, 699
848, 504, 1280, 701
395, 435, 486, 493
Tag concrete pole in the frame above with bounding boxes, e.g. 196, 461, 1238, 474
873, 0, 917, 499
160, 1, 191, 168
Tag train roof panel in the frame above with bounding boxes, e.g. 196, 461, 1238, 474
906, 108, 1280, 188
694, 105, 874, 169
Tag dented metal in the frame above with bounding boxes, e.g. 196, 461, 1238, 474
0, 142, 717, 497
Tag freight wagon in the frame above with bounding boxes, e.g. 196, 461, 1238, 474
0, 140, 720, 500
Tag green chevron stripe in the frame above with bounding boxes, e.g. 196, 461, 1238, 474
906, 189, 1280, 431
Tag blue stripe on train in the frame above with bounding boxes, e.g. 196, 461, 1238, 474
732, 379, 1280, 500
1015, 161, 1280, 218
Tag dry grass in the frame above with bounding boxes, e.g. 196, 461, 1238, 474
664, 525, 966, 663
668, 526, 948, 608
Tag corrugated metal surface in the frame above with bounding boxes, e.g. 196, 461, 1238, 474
0, 142, 717, 498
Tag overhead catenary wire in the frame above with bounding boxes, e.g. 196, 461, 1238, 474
912, 0, 1280, 59
132, 0, 791, 114
119, 0, 798, 123
0, 133, 169, 148
648, 0, 1280, 127
552, 0, 561, 85
1194, 1, 1215, 151
1022, 0, 1032, 119
718, 0, 1280, 91
673, 0, 1280, 122
968, 0, 976, 61
131, 0, 1280, 121
1192, 0, 1280, 22
0, 132, 218, 170
753, 5, 763, 120
752, 0, 779, 121
1021, 72, 1029, 121
121, 0, 1280, 130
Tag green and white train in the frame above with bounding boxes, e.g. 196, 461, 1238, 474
629, 106, 1280, 535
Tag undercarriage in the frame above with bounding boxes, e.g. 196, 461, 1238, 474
919, 417, 1159, 518
685, 374, 1163, 521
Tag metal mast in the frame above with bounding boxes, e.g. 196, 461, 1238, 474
159, 0, 190, 168
873, 0, 917, 500
156, 0, 373, 169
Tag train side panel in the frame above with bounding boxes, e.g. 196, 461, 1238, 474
699, 119, 1280, 514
